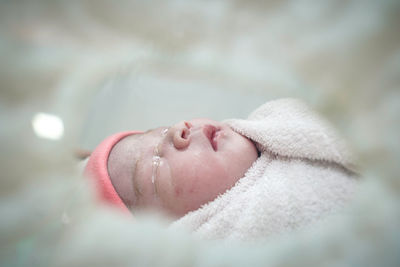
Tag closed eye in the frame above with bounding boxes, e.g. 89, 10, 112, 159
132, 158, 143, 204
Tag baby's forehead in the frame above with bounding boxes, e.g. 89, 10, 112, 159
133, 127, 167, 146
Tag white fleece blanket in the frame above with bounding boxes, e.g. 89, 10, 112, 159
171, 99, 359, 241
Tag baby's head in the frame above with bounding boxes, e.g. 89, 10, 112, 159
85, 118, 258, 217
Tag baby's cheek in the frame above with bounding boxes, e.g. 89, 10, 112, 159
179, 171, 202, 198
174, 185, 183, 197
168, 161, 231, 215
194, 166, 229, 199
172, 172, 204, 208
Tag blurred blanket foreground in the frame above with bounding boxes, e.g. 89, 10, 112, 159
1, 1, 400, 266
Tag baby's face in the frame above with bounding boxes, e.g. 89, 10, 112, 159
108, 118, 258, 217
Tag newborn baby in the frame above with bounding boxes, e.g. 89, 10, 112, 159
84, 119, 258, 217
107, 119, 258, 217
84, 99, 358, 240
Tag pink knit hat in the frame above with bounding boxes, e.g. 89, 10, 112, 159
84, 131, 143, 213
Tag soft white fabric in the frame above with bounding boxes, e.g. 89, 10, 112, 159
171, 99, 359, 241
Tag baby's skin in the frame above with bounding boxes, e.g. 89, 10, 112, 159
108, 119, 258, 217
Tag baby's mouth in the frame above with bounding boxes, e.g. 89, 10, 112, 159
203, 125, 220, 151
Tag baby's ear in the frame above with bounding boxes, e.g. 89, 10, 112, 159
74, 148, 92, 160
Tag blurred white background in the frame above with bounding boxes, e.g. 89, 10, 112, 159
1, 0, 399, 171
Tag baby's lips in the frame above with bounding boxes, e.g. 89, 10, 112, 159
203, 125, 219, 151
212, 130, 224, 150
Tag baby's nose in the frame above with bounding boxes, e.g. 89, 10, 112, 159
172, 122, 191, 150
